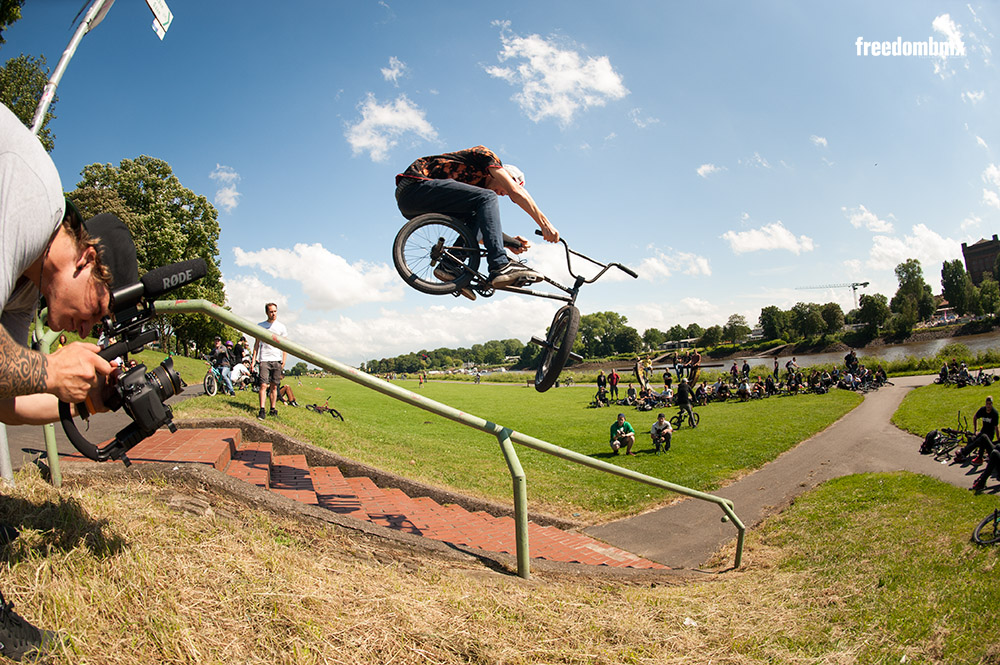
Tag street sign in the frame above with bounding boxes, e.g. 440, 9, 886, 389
145, 0, 173, 33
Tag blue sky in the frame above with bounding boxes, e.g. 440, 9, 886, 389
4, 1, 998, 365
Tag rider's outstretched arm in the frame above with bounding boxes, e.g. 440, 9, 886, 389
491, 166, 559, 242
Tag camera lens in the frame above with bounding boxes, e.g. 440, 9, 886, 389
146, 357, 183, 402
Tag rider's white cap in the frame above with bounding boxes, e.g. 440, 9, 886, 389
503, 164, 525, 186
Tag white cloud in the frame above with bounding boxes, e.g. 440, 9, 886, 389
223, 274, 290, 325
739, 152, 771, 169
287, 296, 557, 365
629, 108, 660, 129
232, 243, 404, 310
484, 21, 628, 126
636, 249, 712, 280
977, 136, 989, 150
809, 135, 828, 148
209, 164, 241, 214
696, 163, 724, 178
631, 298, 721, 331
984, 188, 1000, 209
962, 214, 982, 231
722, 221, 814, 255
866, 224, 962, 271
931, 13, 967, 77
344, 93, 437, 162
381, 56, 408, 86
842, 204, 894, 233
983, 164, 1000, 189
962, 90, 985, 103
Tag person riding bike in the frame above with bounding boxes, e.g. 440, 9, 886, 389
394, 146, 559, 300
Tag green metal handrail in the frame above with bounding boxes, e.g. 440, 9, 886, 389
152, 299, 745, 576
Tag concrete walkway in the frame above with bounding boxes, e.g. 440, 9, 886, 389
585, 375, 991, 570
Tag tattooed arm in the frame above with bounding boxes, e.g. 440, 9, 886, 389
0, 326, 112, 425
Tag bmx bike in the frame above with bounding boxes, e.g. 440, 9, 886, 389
670, 406, 700, 429
305, 396, 344, 421
972, 507, 1000, 545
392, 214, 637, 392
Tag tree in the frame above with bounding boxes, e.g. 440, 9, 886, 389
0, 1, 25, 46
856, 293, 890, 335
576, 311, 636, 358
287, 362, 308, 376
69, 156, 227, 351
642, 328, 665, 351
722, 314, 750, 347
891, 258, 935, 320
820, 302, 845, 336
665, 324, 686, 341
978, 276, 1000, 316
685, 323, 704, 340
612, 326, 642, 354
789, 302, 824, 339
758, 306, 790, 341
0, 54, 56, 150
941, 259, 973, 315
699, 325, 722, 348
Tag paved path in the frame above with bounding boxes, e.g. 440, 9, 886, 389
585, 375, 991, 570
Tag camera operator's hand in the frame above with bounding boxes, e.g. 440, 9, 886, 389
45, 342, 114, 404
83, 364, 122, 415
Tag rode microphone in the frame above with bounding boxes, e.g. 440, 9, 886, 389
111, 258, 208, 311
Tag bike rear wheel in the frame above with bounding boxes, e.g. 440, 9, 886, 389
203, 371, 218, 397
392, 214, 481, 295
534, 305, 580, 392
973, 509, 1000, 545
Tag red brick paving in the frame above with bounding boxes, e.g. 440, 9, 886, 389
65, 428, 667, 570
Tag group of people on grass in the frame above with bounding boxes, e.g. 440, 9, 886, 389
951, 395, 1000, 493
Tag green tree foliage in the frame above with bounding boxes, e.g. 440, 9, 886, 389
979, 276, 1000, 316
685, 323, 704, 340
0, 0, 25, 45
577, 311, 639, 357
287, 362, 309, 376
722, 313, 750, 346
758, 305, 790, 341
941, 259, 973, 315
857, 293, 891, 335
665, 324, 686, 341
0, 53, 56, 151
68, 156, 227, 351
820, 302, 845, 336
642, 327, 665, 351
699, 324, 722, 348
790, 302, 824, 339
891, 258, 935, 320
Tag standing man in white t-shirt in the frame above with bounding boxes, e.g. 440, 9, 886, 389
251, 302, 286, 421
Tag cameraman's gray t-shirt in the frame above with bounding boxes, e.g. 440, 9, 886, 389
0, 104, 65, 345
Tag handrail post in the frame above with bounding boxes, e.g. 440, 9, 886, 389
33, 313, 62, 487
495, 425, 529, 579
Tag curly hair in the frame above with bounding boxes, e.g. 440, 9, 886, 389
61, 200, 112, 287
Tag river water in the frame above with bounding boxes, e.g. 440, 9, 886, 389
714, 330, 1000, 371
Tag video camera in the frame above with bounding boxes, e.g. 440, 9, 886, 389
59, 258, 208, 466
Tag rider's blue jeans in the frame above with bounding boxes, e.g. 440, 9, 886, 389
220, 366, 234, 395
396, 178, 508, 273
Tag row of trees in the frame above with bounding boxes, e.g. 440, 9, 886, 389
363, 339, 528, 374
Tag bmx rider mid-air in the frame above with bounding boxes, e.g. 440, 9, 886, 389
394, 146, 560, 299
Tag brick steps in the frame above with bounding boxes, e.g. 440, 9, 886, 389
64, 428, 667, 570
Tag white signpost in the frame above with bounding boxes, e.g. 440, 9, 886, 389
146, 0, 173, 39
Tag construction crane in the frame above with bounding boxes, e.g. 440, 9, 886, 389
796, 282, 870, 308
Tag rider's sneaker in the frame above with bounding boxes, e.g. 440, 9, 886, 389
489, 260, 541, 288
290, 401, 299, 407
0, 591, 57, 661
257, 408, 266, 421
433, 264, 476, 301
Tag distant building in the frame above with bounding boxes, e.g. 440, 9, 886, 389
962, 234, 1000, 285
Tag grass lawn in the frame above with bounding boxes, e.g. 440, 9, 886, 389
891, 382, 996, 437
157, 350, 861, 520
2, 468, 998, 663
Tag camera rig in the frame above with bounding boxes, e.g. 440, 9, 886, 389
59, 259, 207, 466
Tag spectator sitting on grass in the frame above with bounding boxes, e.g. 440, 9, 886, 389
277, 384, 299, 407
765, 373, 777, 396
695, 382, 708, 406
625, 383, 637, 406
660, 384, 673, 404
651, 412, 673, 453
593, 386, 609, 407
752, 376, 765, 398
737, 378, 750, 401
609, 413, 636, 455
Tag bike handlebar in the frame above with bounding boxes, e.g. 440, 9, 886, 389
532, 230, 638, 281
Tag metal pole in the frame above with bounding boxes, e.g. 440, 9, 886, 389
30, 0, 115, 135
0, 426, 12, 485
33, 313, 62, 487
154, 299, 746, 568
496, 427, 529, 579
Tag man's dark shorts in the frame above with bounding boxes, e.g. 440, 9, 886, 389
259, 360, 283, 386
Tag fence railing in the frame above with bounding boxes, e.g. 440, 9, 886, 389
56, 299, 747, 576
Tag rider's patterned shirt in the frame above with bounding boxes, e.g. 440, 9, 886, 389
396, 146, 502, 187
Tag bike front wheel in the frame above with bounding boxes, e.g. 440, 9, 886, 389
534, 305, 581, 392
329, 408, 345, 421
203, 371, 218, 397
392, 214, 481, 295
973, 509, 1000, 545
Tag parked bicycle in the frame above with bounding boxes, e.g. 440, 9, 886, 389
393, 217, 637, 391
305, 396, 344, 421
919, 412, 975, 461
972, 507, 1000, 545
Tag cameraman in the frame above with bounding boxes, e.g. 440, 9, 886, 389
0, 103, 138, 659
